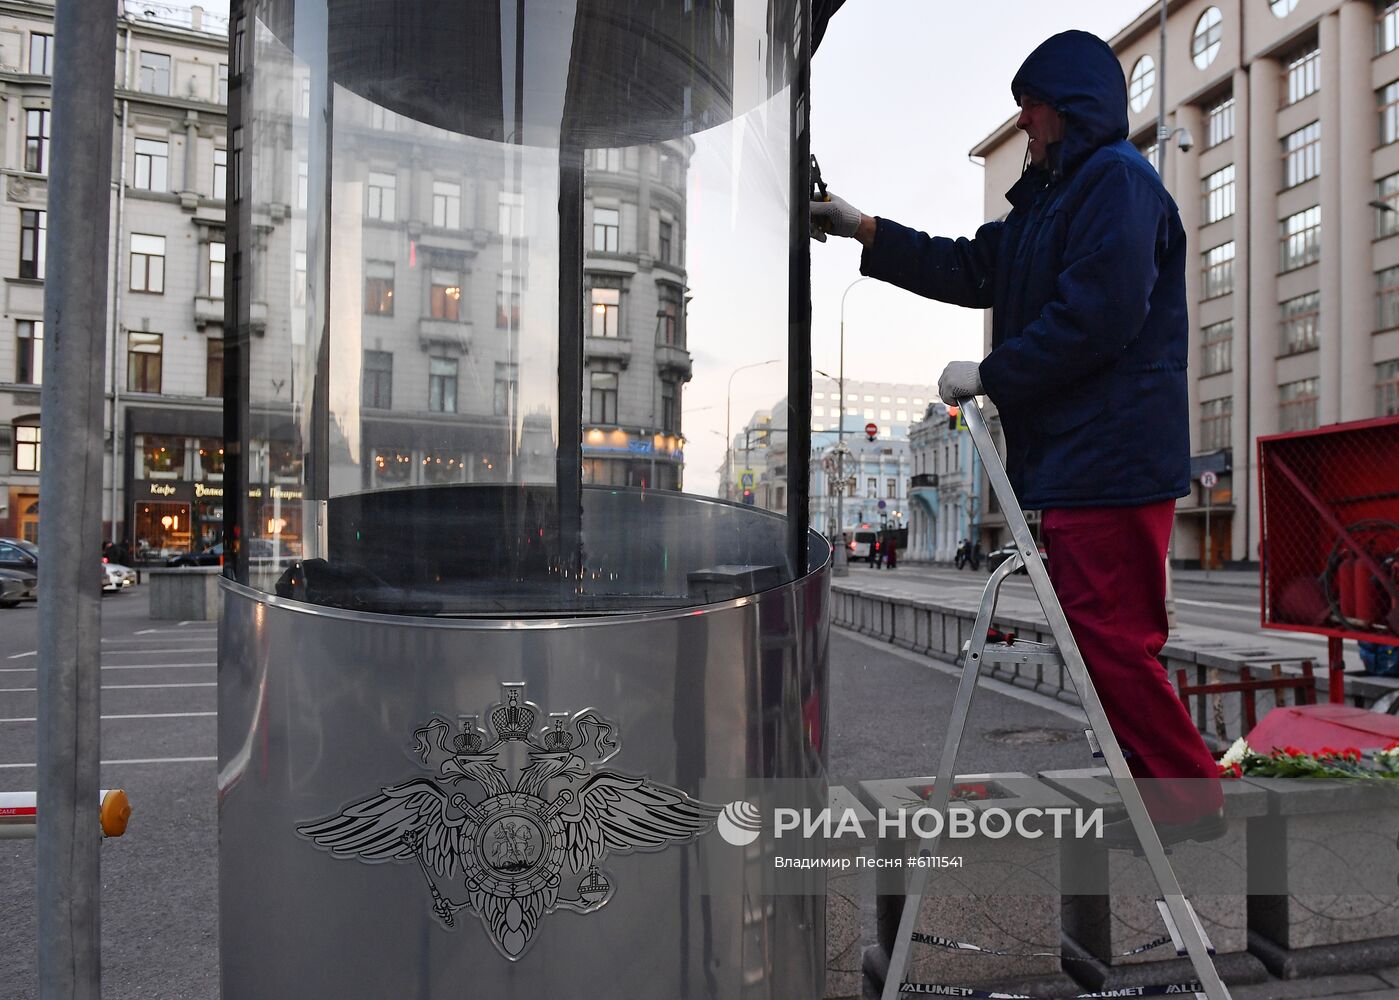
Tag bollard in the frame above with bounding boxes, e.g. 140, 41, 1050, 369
0, 790, 131, 840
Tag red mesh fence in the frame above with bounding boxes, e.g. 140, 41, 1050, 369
1258, 415, 1399, 645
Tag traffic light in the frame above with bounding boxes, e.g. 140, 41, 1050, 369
742, 488, 754, 505
947, 406, 959, 431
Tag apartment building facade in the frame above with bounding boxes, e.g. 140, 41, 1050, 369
972, 0, 1399, 566
0, 1, 229, 554
906, 402, 981, 563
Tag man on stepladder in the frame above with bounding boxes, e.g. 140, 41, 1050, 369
812, 30, 1224, 848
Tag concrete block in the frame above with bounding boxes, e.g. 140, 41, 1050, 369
857, 772, 1078, 990
1040, 767, 1266, 964
148, 567, 222, 621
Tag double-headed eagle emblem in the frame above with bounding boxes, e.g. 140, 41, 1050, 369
297, 684, 721, 960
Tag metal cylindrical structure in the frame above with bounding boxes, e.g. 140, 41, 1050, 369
221, 1, 825, 995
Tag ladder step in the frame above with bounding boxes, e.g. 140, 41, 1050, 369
1157, 898, 1216, 957
963, 638, 1063, 666
1084, 728, 1131, 760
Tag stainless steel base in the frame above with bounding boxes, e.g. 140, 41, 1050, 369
218, 532, 831, 998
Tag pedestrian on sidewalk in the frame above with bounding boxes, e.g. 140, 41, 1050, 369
811, 30, 1222, 848
884, 534, 897, 569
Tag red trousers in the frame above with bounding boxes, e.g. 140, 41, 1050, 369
1043, 501, 1223, 824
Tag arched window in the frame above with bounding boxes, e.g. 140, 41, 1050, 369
1129, 56, 1156, 113
1192, 8, 1223, 69
1270, 0, 1299, 18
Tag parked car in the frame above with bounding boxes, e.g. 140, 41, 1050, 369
102, 562, 136, 592
0, 537, 40, 576
168, 543, 225, 567
984, 542, 1049, 575
0, 566, 37, 607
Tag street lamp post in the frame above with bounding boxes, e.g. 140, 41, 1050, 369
832, 277, 873, 576
725, 359, 780, 500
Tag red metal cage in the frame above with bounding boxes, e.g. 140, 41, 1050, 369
1258, 415, 1399, 647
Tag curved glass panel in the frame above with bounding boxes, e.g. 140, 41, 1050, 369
229, 0, 807, 614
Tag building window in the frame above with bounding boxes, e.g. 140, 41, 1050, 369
213, 148, 227, 199
1281, 121, 1320, 188
218, 63, 229, 104
658, 220, 673, 264
1192, 8, 1223, 69
206, 338, 223, 398
134, 137, 169, 191
498, 191, 523, 235
494, 362, 518, 416
231, 128, 243, 200
590, 371, 618, 424
590, 148, 621, 172
19, 210, 46, 280
140, 434, 185, 477
1200, 397, 1232, 452
1279, 291, 1321, 354
16, 320, 42, 385
1378, 265, 1399, 330
294, 251, 307, 307
431, 181, 461, 229
366, 171, 396, 220
28, 33, 51, 75
130, 234, 166, 293
661, 381, 676, 432
1205, 95, 1235, 148
363, 350, 392, 409
139, 51, 171, 95
658, 286, 682, 345
591, 287, 620, 337
428, 357, 457, 413
14, 422, 40, 472
1279, 206, 1321, 272
1378, 359, 1399, 416
209, 241, 225, 299
24, 110, 49, 174
430, 269, 462, 321
1202, 241, 1235, 299
497, 274, 522, 328
866, 477, 877, 498
887, 478, 897, 499
1271, 0, 1299, 16
1202, 165, 1235, 223
1284, 44, 1320, 106
1382, 81, 1399, 145
296, 159, 308, 210
365, 261, 394, 315
592, 207, 619, 252
1377, 173, 1399, 237
1382, 2, 1399, 55
127, 332, 163, 393
1129, 56, 1155, 113
1200, 319, 1232, 376
1279, 378, 1319, 431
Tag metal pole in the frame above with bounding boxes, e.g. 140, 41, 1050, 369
834, 277, 871, 575
725, 359, 778, 501
38, 1, 117, 997
1204, 489, 1212, 582
1157, 0, 1168, 182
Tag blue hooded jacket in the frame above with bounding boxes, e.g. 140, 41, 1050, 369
859, 30, 1190, 510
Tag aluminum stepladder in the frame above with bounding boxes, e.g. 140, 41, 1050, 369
879, 395, 1231, 1000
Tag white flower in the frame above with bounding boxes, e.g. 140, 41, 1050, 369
1220, 737, 1250, 768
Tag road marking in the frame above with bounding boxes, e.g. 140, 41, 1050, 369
99, 647, 216, 655
0, 756, 216, 770
7, 651, 36, 659
0, 662, 216, 673
0, 682, 216, 693
1174, 598, 1257, 612
0, 711, 217, 723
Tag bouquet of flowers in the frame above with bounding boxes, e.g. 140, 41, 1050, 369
1218, 737, 1375, 780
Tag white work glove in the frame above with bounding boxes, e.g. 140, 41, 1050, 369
810, 191, 863, 242
938, 361, 983, 403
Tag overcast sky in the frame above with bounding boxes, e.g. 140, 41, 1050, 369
171, 0, 1150, 495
